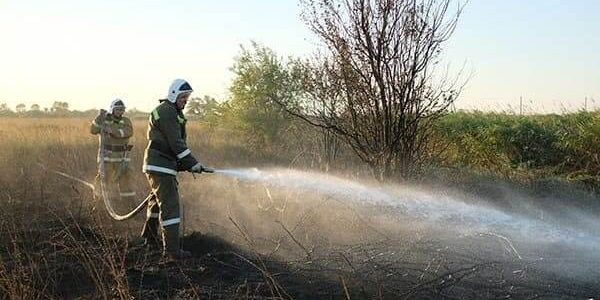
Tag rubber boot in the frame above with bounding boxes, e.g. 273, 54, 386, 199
163, 224, 191, 259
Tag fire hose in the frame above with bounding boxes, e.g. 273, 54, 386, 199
39, 126, 214, 221
37, 161, 152, 220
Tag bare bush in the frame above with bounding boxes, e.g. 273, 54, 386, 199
286, 0, 466, 179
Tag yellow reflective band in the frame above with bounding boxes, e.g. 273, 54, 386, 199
177, 115, 185, 124
152, 109, 160, 121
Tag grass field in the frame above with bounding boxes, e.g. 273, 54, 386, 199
435, 111, 600, 188
1, 116, 599, 299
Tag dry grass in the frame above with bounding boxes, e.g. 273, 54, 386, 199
0, 117, 599, 299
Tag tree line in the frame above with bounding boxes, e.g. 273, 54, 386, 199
1, 101, 71, 116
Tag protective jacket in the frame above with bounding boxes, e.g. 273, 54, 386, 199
142, 100, 199, 176
90, 114, 133, 162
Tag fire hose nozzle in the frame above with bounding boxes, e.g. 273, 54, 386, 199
202, 166, 215, 173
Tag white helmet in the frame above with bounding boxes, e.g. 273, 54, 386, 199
167, 79, 193, 103
109, 98, 126, 113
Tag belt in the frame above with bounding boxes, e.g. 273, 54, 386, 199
149, 141, 176, 159
103, 144, 133, 151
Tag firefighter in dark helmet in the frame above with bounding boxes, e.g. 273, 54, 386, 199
141, 79, 209, 259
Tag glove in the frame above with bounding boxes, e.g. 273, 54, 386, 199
190, 163, 204, 173
95, 109, 107, 128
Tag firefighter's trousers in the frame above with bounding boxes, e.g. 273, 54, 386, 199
140, 173, 182, 254
97, 160, 136, 205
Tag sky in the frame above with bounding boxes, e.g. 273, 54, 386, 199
0, 0, 599, 113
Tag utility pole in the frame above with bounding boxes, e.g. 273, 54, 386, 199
584, 96, 588, 112
519, 96, 523, 115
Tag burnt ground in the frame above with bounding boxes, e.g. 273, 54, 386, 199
2, 213, 600, 299
126, 233, 341, 299
129, 231, 600, 299
2, 171, 600, 299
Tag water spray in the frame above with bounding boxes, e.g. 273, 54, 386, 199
208, 167, 600, 254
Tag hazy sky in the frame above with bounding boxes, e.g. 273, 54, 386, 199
1, 0, 598, 113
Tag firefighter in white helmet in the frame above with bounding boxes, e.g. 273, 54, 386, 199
141, 79, 208, 259
90, 99, 136, 204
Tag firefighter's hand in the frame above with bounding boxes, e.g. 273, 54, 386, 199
103, 127, 113, 134
190, 163, 204, 173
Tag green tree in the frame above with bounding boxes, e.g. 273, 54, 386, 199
50, 101, 70, 117
26, 103, 44, 117
226, 42, 301, 151
16, 103, 26, 114
0, 103, 14, 116
51, 101, 69, 112
186, 95, 222, 122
